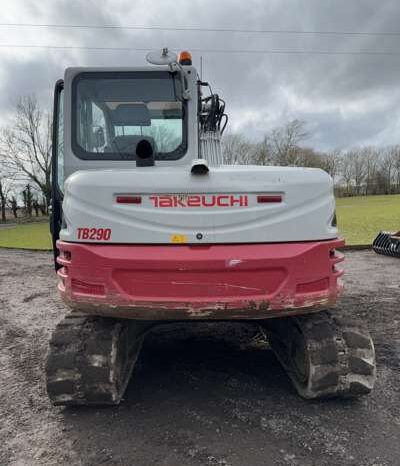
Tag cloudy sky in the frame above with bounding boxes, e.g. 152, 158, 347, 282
1, 0, 400, 150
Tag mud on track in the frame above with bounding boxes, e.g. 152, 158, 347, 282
0, 249, 399, 466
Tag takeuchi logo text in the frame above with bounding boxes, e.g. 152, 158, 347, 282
149, 194, 249, 208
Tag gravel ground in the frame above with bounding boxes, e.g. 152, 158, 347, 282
0, 249, 399, 466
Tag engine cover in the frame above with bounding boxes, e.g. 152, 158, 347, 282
60, 165, 338, 244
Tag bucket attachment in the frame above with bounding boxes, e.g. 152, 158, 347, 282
372, 231, 400, 258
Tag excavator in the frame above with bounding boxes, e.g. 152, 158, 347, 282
47, 49, 376, 405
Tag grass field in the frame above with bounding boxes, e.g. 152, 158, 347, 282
0, 194, 399, 249
0, 221, 52, 250
336, 194, 400, 246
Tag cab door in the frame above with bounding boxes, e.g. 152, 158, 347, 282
50, 79, 64, 269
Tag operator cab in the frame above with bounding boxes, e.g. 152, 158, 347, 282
51, 49, 203, 261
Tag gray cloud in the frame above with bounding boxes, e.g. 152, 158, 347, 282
1, 0, 400, 149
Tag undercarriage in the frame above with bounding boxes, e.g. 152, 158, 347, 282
46, 310, 376, 405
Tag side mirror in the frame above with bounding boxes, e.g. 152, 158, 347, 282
146, 48, 178, 66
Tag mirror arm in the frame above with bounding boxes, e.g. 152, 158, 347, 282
146, 47, 192, 100
169, 62, 191, 100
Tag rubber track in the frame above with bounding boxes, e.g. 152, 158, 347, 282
46, 314, 145, 406
264, 311, 376, 399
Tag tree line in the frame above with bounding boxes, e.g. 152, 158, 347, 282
222, 119, 400, 197
1, 96, 399, 222
0, 96, 51, 221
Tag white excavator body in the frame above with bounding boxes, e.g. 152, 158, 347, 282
46, 49, 375, 406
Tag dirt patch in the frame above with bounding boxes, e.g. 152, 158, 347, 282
0, 249, 399, 466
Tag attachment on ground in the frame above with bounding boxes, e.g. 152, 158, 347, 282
372, 231, 400, 258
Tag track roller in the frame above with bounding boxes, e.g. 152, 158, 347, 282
263, 311, 376, 399
46, 315, 148, 406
